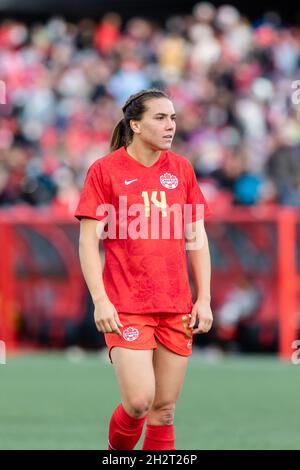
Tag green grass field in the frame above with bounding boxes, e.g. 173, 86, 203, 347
0, 351, 299, 450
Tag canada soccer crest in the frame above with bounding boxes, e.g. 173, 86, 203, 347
123, 327, 140, 342
160, 172, 178, 189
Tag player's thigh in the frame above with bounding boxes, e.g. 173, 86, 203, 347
152, 340, 189, 407
111, 347, 156, 409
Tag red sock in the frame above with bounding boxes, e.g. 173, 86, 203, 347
108, 403, 147, 450
142, 424, 176, 450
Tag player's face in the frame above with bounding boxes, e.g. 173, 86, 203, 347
131, 98, 176, 150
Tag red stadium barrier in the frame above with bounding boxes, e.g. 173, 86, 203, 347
0, 222, 16, 351
0, 205, 299, 359
0, 207, 85, 350
209, 206, 299, 360
278, 209, 298, 360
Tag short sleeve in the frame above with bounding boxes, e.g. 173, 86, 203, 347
74, 162, 110, 221
185, 160, 211, 223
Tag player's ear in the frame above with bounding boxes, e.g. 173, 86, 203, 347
130, 119, 141, 134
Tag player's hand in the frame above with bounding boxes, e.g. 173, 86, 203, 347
189, 299, 213, 335
93, 296, 123, 336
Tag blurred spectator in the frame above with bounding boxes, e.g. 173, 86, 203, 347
1, 3, 300, 211
216, 275, 262, 342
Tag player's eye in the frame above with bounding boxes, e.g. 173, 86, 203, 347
155, 116, 176, 121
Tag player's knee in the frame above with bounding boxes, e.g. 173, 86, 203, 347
126, 395, 154, 418
152, 403, 176, 425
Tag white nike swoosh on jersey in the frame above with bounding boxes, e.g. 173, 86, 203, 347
124, 179, 138, 185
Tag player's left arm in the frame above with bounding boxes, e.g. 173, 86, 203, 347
185, 220, 213, 334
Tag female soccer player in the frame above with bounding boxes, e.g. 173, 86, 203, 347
75, 88, 213, 450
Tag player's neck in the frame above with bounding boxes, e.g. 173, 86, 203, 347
126, 142, 161, 168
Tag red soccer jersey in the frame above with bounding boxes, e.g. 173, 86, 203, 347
75, 145, 211, 314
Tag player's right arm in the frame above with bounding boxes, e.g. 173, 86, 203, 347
78, 217, 123, 336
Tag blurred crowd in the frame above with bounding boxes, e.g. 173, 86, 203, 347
1, 2, 300, 213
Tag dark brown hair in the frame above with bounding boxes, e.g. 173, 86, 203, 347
110, 88, 170, 151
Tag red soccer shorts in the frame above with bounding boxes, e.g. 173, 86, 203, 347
104, 312, 194, 364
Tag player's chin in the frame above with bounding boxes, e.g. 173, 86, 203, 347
159, 139, 173, 149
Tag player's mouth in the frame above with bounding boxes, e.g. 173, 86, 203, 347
163, 135, 173, 140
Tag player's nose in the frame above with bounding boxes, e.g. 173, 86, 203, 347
165, 119, 175, 131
